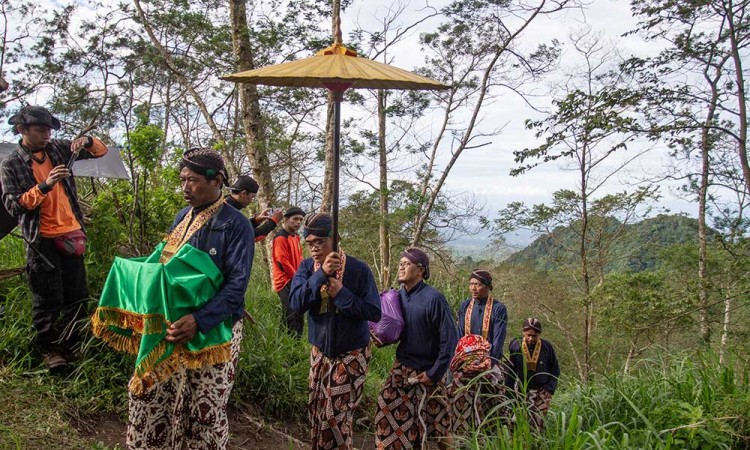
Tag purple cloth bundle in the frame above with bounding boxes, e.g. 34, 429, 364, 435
369, 289, 404, 346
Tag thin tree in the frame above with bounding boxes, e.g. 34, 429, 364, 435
409, 0, 577, 247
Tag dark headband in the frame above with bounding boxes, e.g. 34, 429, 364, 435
523, 317, 542, 333
302, 212, 333, 238
470, 269, 493, 290
402, 247, 430, 280
180, 147, 229, 186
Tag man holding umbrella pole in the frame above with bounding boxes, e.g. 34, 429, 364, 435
289, 212, 381, 449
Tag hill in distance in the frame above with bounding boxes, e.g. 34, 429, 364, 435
505, 214, 707, 273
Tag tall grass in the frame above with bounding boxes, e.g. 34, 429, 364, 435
459, 354, 750, 449
2, 237, 749, 448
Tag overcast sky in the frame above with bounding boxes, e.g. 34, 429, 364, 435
340, 0, 697, 248
4, 0, 698, 249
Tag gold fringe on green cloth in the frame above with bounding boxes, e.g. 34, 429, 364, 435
128, 342, 232, 396
93, 307, 233, 395
92, 307, 166, 335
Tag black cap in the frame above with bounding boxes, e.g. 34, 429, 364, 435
284, 206, 305, 218
8, 106, 61, 133
229, 175, 259, 194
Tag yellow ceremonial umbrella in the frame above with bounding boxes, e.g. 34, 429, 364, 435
223, 29, 450, 250
223, 43, 448, 91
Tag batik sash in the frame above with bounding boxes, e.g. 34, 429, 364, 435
450, 297, 494, 375
522, 338, 542, 372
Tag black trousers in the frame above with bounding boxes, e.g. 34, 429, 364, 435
27, 237, 89, 353
278, 283, 304, 338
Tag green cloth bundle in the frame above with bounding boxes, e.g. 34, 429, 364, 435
92, 242, 232, 395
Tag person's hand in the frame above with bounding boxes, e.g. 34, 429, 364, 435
417, 371, 434, 385
71, 136, 90, 152
270, 209, 283, 223
322, 252, 341, 276
327, 277, 342, 298
257, 208, 272, 221
165, 314, 198, 345
45, 165, 71, 187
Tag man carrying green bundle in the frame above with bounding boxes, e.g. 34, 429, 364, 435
92, 148, 254, 449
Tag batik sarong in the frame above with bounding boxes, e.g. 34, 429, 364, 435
448, 364, 510, 435
527, 388, 552, 432
374, 361, 452, 450
126, 320, 243, 450
308, 344, 371, 449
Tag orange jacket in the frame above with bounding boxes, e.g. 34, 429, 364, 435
20, 138, 107, 237
272, 228, 303, 292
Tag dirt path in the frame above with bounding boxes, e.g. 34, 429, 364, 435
76, 408, 377, 450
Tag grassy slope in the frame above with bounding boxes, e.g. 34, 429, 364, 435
1, 236, 749, 449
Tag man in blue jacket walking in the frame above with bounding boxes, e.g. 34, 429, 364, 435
374, 248, 457, 450
290, 212, 381, 450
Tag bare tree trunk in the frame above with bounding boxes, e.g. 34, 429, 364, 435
719, 289, 731, 365
725, 0, 750, 195
162, 80, 172, 160
698, 66, 721, 344
320, 0, 341, 213
378, 90, 391, 289
410, 2, 547, 247
411, 50, 499, 246
580, 137, 592, 382
624, 339, 637, 375
228, 0, 275, 209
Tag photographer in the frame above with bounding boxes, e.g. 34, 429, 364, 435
0, 105, 107, 370
224, 174, 282, 241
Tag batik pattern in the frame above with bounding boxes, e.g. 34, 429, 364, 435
126, 320, 243, 450
448, 364, 510, 435
374, 362, 451, 450
527, 388, 552, 432
308, 344, 371, 449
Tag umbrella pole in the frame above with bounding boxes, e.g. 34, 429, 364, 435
322, 82, 350, 357
332, 90, 342, 252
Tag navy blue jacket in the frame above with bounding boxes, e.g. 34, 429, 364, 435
170, 202, 254, 333
396, 281, 457, 383
508, 338, 560, 394
457, 297, 508, 361
290, 255, 381, 357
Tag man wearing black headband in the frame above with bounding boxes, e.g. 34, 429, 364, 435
1, 105, 107, 370
375, 247, 457, 450
224, 175, 283, 241
458, 270, 508, 362
289, 212, 381, 450
449, 269, 510, 434
125, 147, 255, 449
508, 317, 560, 432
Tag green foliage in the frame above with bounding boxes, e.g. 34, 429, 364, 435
595, 271, 692, 349
506, 214, 705, 273
463, 354, 750, 449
